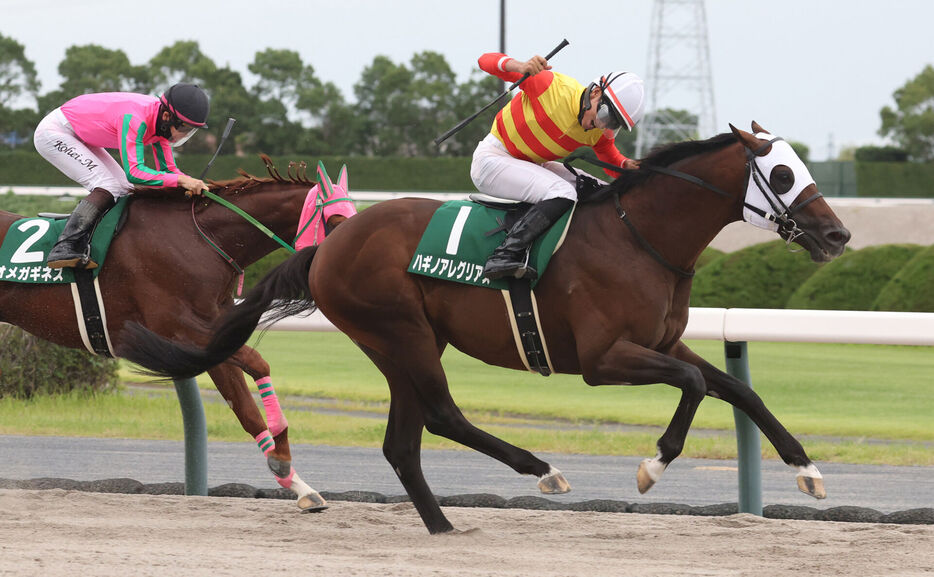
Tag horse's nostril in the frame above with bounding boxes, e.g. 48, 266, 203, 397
826, 227, 851, 246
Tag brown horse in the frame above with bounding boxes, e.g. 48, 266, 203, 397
120, 123, 851, 533
0, 156, 353, 511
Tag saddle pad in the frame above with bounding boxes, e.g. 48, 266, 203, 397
0, 197, 128, 284
407, 200, 573, 290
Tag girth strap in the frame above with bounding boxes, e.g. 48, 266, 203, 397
503, 278, 553, 376
70, 268, 115, 357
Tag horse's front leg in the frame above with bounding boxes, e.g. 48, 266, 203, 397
580, 339, 707, 494
668, 341, 826, 499
214, 349, 327, 511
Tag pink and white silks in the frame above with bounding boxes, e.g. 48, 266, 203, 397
33, 92, 187, 197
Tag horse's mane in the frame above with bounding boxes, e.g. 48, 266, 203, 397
583, 132, 738, 203
133, 153, 315, 197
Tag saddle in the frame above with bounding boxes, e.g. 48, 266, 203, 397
0, 197, 130, 285
407, 199, 572, 291
408, 199, 572, 376
0, 198, 131, 357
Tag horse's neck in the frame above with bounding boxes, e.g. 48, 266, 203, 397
198, 186, 307, 266
597, 153, 745, 271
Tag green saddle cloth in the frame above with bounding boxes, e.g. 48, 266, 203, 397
407, 200, 573, 290
0, 197, 128, 284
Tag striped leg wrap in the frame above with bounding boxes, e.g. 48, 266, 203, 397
256, 376, 288, 436
254, 430, 275, 456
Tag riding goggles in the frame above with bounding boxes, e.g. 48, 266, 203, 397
170, 121, 200, 148
595, 100, 624, 132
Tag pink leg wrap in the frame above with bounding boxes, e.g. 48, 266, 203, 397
254, 430, 275, 457
275, 466, 296, 490
255, 376, 288, 436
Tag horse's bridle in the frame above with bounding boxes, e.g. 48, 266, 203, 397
742, 137, 823, 247
571, 135, 824, 277
189, 189, 301, 295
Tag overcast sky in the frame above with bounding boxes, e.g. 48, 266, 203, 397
3, 0, 932, 160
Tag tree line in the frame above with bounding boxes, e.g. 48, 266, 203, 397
0, 35, 510, 157
0, 34, 648, 159
2, 33, 932, 161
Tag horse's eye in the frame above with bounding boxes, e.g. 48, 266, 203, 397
770, 166, 795, 194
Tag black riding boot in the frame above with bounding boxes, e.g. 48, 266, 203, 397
46, 188, 116, 270
482, 197, 574, 281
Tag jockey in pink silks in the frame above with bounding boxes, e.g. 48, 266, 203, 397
33, 83, 211, 269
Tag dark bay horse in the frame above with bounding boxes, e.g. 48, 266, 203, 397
0, 156, 354, 511
120, 123, 851, 533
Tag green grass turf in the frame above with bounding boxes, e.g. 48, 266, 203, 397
217, 332, 934, 442
2, 332, 930, 466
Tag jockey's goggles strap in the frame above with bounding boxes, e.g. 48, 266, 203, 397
202, 190, 297, 254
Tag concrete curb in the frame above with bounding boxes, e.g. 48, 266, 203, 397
3, 477, 931, 524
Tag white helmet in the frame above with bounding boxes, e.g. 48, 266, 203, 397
591, 72, 645, 132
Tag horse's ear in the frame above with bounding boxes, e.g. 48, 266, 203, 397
750, 120, 769, 135
316, 161, 336, 198
730, 123, 758, 150
337, 164, 348, 191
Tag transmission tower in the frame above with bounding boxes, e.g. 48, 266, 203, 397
635, 0, 717, 158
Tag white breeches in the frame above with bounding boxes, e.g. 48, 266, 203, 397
33, 108, 132, 198
470, 134, 582, 203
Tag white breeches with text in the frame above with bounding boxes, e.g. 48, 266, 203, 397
33, 108, 132, 198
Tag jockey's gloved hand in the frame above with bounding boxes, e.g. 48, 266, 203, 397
575, 172, 604, 198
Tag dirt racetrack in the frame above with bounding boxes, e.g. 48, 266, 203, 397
2, 489, 932, 577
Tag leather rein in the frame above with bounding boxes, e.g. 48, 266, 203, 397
189, 188, 319, 295
570, 137, 823, 278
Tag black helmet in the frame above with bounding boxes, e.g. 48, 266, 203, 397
159, 83, 210, 128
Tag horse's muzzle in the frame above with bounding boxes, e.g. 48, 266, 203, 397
806, 223, 851, 262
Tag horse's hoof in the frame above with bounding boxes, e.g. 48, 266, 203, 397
796, 465, 826, 499
537, 467, 571, 494
637, 458, 666, 494
298, 490, 329, 512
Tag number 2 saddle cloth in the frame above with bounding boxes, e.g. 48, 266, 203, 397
0, 197, 129, 284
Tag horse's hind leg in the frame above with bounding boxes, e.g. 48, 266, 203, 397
670, 342, 826, 499
211, 352, 327, 511
364, 336, 566, 491
416, 371, 570, 494
358, 344, 454, 534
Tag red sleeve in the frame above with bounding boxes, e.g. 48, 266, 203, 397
477, 53, 554, 96
478, 53, 522, 82
593, 134, 629, 179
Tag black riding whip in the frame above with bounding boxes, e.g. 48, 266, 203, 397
433, 39, 570, 146
199, 117, 237, 180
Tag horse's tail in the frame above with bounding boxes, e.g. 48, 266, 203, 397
119, 246, 319, 379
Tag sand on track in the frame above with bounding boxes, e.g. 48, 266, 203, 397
1, 489, 932, 577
